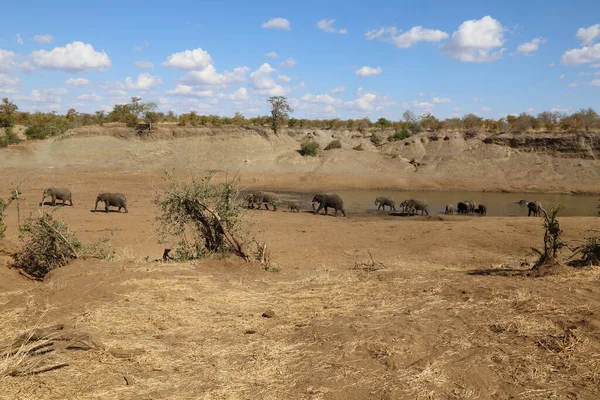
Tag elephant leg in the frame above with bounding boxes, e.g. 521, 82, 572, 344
124, 205, 129, 213
314, 203, 324, 215
51, 195, 56, 206
341, 208, 346, 217
272, 202, 277, 211
324, 206, 329, 216
69, 198, 73, 206
105, 204, 110, 213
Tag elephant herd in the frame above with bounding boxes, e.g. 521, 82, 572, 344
40, 187, 128, 213
245, 192, 346, 216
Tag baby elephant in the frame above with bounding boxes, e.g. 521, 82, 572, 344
476, 204, 487, 215
375, 197, 396, 211
41, 187, 73, 207
288, 202, 300, 213
95, 193, 128, 213
445, 204, 454, 215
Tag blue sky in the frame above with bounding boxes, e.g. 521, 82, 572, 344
1, 0, 599, 119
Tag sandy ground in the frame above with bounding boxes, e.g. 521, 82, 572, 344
1, 130, 600, 399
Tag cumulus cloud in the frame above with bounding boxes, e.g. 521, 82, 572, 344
162, 48, 213, 70
29, 41, 111, 72
0, 50, 16, 73
221, 87, 250, 102
480, 106, 491, 112
408, 101, 435, 111
512, 37, 546, 56
441, 16, 506, 63
265, 52, 278, 58
279, 57, 296, 68
249, 63, 288, 96
180, 65, 249, 89
15, 88, 68, 103
433, 97, 451, 104
0, 73, 20, 94
124, 73, 163, 91
366, 26, 448, 48
135, 61, 154, 69
65, 78, 91, 87
343, 87, 395, 113
576, 24, 600, 45
561, 43, 600, 66
330, 86, 345, 94
276, 74, 291, 82
16, 34, 23, 45
317, 19, 347, 34
551, 105, 569, 112
262, 18, 291, 30
592, 64, 600, 68
166, 84, 213, 97
559, 74, 565, 79
591, 79, 600, 86
301, 93, 342, 105
77, 92, 102, 101
33, 34, 54, 44
355, 66, 382, 77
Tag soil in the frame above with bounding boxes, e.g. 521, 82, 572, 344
1, 126, 600, 399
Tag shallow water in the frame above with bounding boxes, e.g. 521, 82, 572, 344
264, 190, 600, 217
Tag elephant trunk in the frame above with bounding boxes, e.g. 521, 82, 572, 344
95, 198, 99, 211
311, 201, 316, 210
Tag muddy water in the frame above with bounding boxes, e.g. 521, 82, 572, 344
267, 190, 599, 217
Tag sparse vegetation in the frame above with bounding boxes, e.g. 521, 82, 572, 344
300, 139, 320, 156
370, 134, 383, 146
324, 139, 342, 151
268, 96, 293, 134
0, 128, 21, 147
353, 143, 364, 151
387, 129, 411, 142
154, 171, 255, 261
579, 237, 600, 266
532, 205, 564, 268
0, 98, 18, 128
0, 188, 20, 239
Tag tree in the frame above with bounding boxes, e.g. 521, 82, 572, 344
0, 98, 18, 127
402, 110, 417, 124
267, 96, 293, 134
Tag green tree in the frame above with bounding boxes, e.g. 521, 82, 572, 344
267, 96, 293, 134
0, 98, 18, 128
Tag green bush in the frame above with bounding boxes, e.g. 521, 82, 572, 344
324, 139, 342, 151
24, 122, 69, 140
0, 128, 22, 147
580, 237, 600, 266
300, 140, 320, 157
370, 134, 382, 146
388, 129, 411, 142
353, 143, 364, 151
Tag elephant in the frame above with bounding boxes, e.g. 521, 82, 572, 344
311, 194, 346, 217
375, 197, 396, 211
95, 193, 128, 213
528, 201, 543, 217
40, 187, 73, 206
402, 199, 429, 216
288, 202, 300, 213
457, 200, 477, 214
517, 200, 531, 205
445, 204, 455, 215
248, 192, 279, 211
476, 204, 487, 215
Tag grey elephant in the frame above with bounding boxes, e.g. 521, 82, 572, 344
457, 200, 477, 214
95, 193, 128, 213
528, 201, 543, 217
40, 187, 73, 206
374, 197, 396, 211
288, 202, 300, 213
517, 200, 531, 205
445, 204, 454, 215
311, 194, 346, 216
476, 204, 487, 215
249, 192, 278, 211
403, 199, 429, 216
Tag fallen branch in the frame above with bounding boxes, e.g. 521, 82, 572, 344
39, 218, 79, 259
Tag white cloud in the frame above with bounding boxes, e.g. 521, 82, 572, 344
249, 63, 289, 96
512, 37, 546, 56
16, 34, 23, 45
279, 57, 296, 68
77, 92, 102, 101
366, 26, 448, 49
526, 108, 535, 113
551, 105, 569, 112
432, 97, 451, 104
0, 50, 16, 73
134, 40, 148, 52
441, 16, 506, 63
262, 18, 291, 30
222, 87, 250, 102
0, 73, 20, 94
301, 93, 342, 105
343, 88, 395, 113
480, 106, 491, 112
276, 74, 291, 82
561, 43, 600, 66
29, 41, 111, 72
473, 98, 487, 103
180, 65, 249, 89
65, 78, 91, 87
162, 48, 213, 70
15, 88, 67, 103
453, 107, 463, 111
559, 74, 565, 79
317, 19, 347, 34
124, 73, 163, 91
591, 79, 600, 86
409, 101, 435, 111
355, 66, 382, 77
135, 61, 154, 69
576, 24, 600, 45
265, 52, 278, 58
549, 63, 555, 67
33, 34, 54, 44
568, 82, 579, 87
166, 84, 213, 97
330, 86, 345, 94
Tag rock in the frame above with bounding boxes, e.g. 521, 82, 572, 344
262, 309, 275, 318
244, 329, 257, 334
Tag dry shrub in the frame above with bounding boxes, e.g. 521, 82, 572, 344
0, 188, 21, 239
532, 205, 564, 269
324, 139, 342, 151
154, 171, 257, 262
580, 237, 600, 266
